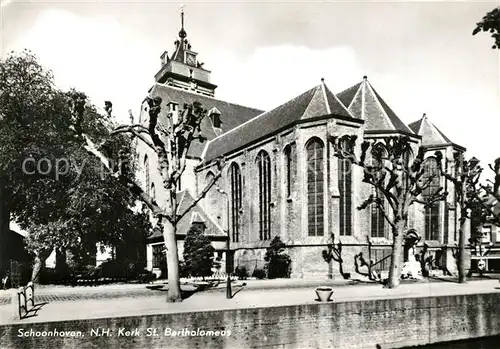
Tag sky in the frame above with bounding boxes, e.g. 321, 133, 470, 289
1, 0, 499, 169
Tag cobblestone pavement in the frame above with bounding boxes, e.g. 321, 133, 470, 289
1, 279, 499, 326
0, 283, 180, 305
0, 288, 167, 305
0, 274, 494, 306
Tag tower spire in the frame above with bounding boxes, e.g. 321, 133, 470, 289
179, 4, 187, 39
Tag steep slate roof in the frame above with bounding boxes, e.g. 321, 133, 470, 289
408, 114, 452, 146
148, 190, 224, 239
203, 81, 355, 162
336, 77, 413, 134
149, 83, 263, 158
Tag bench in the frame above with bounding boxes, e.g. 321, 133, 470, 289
17, 282, 36, 319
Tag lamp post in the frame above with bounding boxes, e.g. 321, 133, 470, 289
216, 187, 232, 299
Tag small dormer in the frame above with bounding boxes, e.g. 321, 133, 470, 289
167, 101, 179, 123
208, 107, 221, 129
160, 51, 169, 66
191, 212, 206, 232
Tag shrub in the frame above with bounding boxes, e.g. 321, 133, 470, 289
137, 270, 156, 283
93, 260, 127, 279
265, 236, 291, 279
179, 260, 190, 278
234, 265, 248, 280
252, 268, 266, 279
40, 266, 72, 285
183, 227, 215, 279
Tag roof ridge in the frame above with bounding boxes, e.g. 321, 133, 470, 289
205, 84, 321, 145
427, 117, 451, 143
320, 81, 331, 114
336, 81, 362, 109
323, 84, 355, 118
153, 83, 264, 113
407, 118, 422, 132
418, 115, 425, 136
434, 126, 451, 143
360, 80, 365, 119
348, 84, 362, 111
176, 190, 188, 214
365, 82, 395, 131
201, 208, 225, 233
301, 85, 328, 119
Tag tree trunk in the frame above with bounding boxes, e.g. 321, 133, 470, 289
163, 222, 182, 302
457, 209, 469, 284
55, 248, 67, 273
31, 249, 51, 284
387, 221, 405, 288
31, 255, 44, 284
0, 182, 10, 277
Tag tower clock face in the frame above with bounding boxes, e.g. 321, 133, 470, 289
186, 52, 196, 66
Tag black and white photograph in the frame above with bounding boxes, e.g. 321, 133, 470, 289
0, 1, 500, 348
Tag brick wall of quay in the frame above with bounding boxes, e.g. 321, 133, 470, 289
1, 292, 500, 349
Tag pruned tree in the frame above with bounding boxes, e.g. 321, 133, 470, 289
471, 158, 500, 226
473, 7, 500, 49
436, 153, 481, 283
353, 236, 380, 281
332, 135, 447, 288
69, 92, 224, 302
322, 233, 348, 279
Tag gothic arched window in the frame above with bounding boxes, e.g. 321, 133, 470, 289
284, 145, 292, 197
306, 138, 324, 236
144, 155, 150, 196
370, 144, 385, 238
257, 151, 271, 240
230, 163, 242, 242
205, 171, 218, 220
338, 137, 352, 236
151, 183, 156, 202
400, 148, 413, 196
422, 157, 440, 240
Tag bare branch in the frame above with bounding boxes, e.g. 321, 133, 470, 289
68, 93, 172, 225
176, 158, 224, 223
112, 126, 156, 151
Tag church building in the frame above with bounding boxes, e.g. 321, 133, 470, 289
136, 11, 467, 279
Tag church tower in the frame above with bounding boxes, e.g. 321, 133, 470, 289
154, 6, 217, 97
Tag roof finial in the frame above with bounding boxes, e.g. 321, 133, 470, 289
363, 75, 368, 81
422, 113, 427, 119
179, 4, 187, 39
321, 77, 325, 84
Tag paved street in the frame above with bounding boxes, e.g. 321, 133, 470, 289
1, 278, 499, 326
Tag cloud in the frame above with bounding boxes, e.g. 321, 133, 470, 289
1, 0, 12, 8
7, 9, 155, 123
8, 7, 499, 175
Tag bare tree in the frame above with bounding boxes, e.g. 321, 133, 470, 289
473, 158, 500, 226
322, 233, 348, 279
332, 135, 446, 288
436, 153, 481, 283
69, 93, 224, 302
